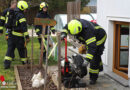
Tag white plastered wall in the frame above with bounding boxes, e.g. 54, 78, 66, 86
97, 0, 130, 86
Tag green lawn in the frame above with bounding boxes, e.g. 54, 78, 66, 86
0, 33, 58, 89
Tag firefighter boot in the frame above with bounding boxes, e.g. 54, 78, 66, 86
4, 60, 11, 69
99, 65, 103, 72
99, 62, 103, 72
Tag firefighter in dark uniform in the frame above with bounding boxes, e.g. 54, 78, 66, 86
90, 20, 104, 72
61, 19, 107, 85
0, 1, 17, 59
35, 2, 55, 60
4, 1, 30, 69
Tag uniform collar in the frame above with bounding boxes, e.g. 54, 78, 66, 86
40, 11, 48, 14
15, 8, 24, 13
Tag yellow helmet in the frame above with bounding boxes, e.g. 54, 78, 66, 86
40, 2, 48, 10
17, 1, 28, 11
68, 20, 82, 35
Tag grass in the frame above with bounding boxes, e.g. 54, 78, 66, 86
0, 33, 58, 89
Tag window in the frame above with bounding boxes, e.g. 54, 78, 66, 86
113, 22, 129, 80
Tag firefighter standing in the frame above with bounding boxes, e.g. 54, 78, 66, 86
35, 2, 55, 61
0, 1, 17, 59
0, 1, 17, 38
4, 1, 30, 69
61, 19, 107, 85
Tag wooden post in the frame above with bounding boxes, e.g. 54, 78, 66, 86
67, 1, 80, 22
67, 1, 81, 43
57, 32, 61, 90
31, 24, 34, 72
44, 26, 50, 90
39, 26, 45, 68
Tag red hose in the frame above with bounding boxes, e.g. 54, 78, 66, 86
64, 38, 68, 62
64, 38, 68, 72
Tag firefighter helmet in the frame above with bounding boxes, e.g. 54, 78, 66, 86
68, 20, 82, 35
40, 2, 48, 10
17, 1, 28, 11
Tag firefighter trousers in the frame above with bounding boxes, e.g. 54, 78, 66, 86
89, 42, 105, 81
4, 35, 27, 63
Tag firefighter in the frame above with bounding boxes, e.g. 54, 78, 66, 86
35, 2, 55, 61
4, 1, 30, 69
61, 19, 107, 85
0, 1, 17, 60
0, 1, 17, 38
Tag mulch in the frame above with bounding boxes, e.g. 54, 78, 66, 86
17, 65, 57, 90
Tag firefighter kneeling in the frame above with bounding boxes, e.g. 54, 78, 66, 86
61, 19, 107, 85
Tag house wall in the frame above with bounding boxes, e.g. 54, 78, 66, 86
97, 0, 130, 86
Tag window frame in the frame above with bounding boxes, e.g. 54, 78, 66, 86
113, 21, 129, 80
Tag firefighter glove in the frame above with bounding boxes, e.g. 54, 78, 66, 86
78, 44, 86, 54
5, 36, 8, 40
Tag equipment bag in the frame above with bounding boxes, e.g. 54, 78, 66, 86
5, 9, 16, 29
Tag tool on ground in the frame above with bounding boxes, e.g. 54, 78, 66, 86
61, 38, 87, 88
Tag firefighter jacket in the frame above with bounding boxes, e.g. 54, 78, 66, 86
12, 8, 29, 39
0, 8, 9, 34
35, 11, 55, 38
62, 19, 107, 62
